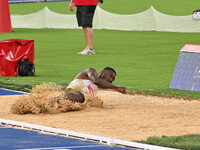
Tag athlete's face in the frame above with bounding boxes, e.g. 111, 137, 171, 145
99, 69, 116, 83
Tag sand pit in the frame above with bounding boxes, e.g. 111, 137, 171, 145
0, 90, 200, 141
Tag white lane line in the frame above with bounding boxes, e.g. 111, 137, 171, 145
16, 144, 107, 150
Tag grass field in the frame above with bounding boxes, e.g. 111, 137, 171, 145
140, 134, 200, 150
9, 0, 200, 15
1, 1, 200, 99
1, 28, 200, 98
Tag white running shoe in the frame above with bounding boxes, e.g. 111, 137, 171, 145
77, 48, 95, 55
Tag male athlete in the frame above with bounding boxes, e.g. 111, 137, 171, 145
59, 67, 126, 103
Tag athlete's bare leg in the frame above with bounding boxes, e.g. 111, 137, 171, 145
59, 91, 85, 103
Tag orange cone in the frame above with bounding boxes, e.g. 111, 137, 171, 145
0, 0, 12, 33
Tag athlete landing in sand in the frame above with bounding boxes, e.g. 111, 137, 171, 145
58, 67, 126, 103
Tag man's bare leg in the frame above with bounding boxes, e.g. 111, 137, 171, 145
59, 91, 85, 103
78, 27, 95, 54
83, 27, 93, 49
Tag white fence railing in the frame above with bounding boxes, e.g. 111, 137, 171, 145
10, 6, 200, 32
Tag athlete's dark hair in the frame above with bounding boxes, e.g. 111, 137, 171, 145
103, 67, 116, 76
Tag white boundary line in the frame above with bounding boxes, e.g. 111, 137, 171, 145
0, 88, 28, 95
16, 145, 106, 150
0, 118, 179, 150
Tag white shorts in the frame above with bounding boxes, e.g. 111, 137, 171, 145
67, 79, 98, 95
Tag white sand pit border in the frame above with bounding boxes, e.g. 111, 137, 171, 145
0, 118, 178, 150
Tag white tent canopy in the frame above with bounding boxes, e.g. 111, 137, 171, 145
11, 6, 200, 32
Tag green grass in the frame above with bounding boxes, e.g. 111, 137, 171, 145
139, 135, 200, 150
1, 28, 200, 99
1, 1, 199, 98
9, 1, 75, 15
101, 0, 200, 15
9, 0, 200, 15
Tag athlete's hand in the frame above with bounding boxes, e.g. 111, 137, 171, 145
69, 2, 74, 12
116, 87, 126, 94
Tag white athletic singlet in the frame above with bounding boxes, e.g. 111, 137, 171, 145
67, 79, 98, 94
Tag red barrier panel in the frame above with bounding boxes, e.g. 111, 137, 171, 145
0, 0, 12, 33
0, 39, 34, 77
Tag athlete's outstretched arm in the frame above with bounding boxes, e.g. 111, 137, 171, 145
76, 68, 126, 94
86, 68, 126, 94
95, 78, 126, 94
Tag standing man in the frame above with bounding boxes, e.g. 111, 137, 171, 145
69, 0, 101, 55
